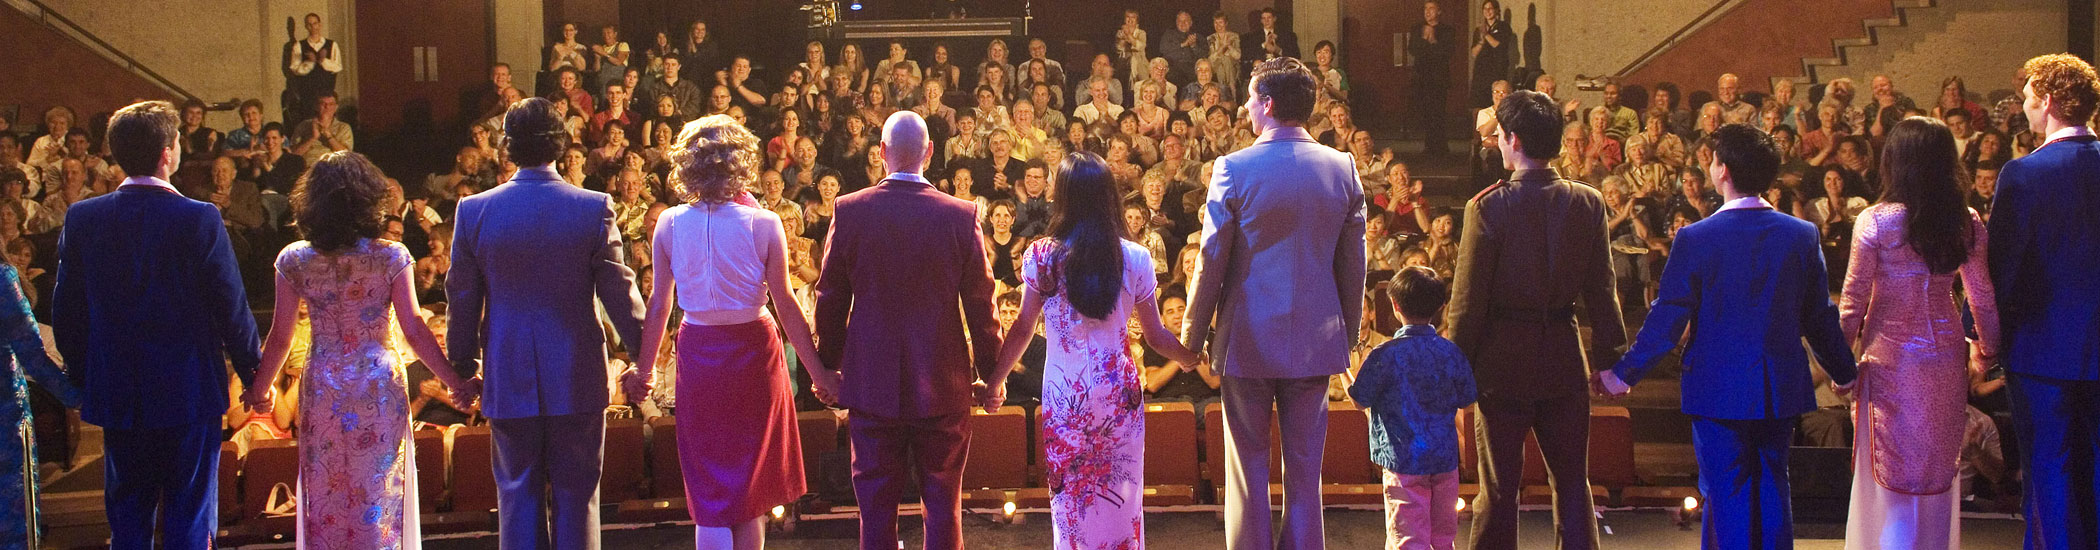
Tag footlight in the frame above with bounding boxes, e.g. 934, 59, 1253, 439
1673, 496, 1701, 530
772, 505, 787, 520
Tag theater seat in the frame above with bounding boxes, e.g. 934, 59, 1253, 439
1321, 401, 1382, 505
648, 415, 682, 498
217, 442, 242, 523
235, 437, 299, 540
1587, 406, 1637, 490
602, 417, 647, 502
448, 425, 498, 514
798, 410, 839, 492
1142, 402, 1199, 506
964, 407, 1029, 507
1201, 402, 1284, 504
412, 428, 446, 512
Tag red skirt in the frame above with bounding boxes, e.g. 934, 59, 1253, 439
675, 316, 807, 526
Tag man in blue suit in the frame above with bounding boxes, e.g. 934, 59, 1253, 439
1990, 54, 2100, 550
53, 100, 265, 549
448, 97, 645, 550
1597, 123, 1857, 550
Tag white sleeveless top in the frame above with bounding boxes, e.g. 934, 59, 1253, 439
657, 201, 781, 325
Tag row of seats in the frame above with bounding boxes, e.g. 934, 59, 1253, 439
211, 403, 1642, 543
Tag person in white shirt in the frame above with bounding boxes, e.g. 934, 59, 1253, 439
286, 13, 343, 122
291, 92, 354, 166
629, 114, 836, 549
1074, 80, 1127, 127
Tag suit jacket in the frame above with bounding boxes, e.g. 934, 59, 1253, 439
1182, 127, 1366, 379
1988, 134, 2100, 381
815, 176, 1002, 419
54, 183, 260, 429
1612, 204, 1858, 420
1242, 27, 1302, 63
1445, 168, 1626, 400
447, 166, 645, 419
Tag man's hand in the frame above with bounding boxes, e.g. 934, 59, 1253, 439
808, 368, 843, 406
618, 367, 654, 405
452, 376, 484, 409
243, 384, 277, 414
973, 380, 1006, 412
1181, 353, 1209, 373
1968, 340, 1992, 377
1590, 370, 1630, 399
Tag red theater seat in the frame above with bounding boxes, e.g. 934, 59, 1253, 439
798, 410, 839, 492
1142, 401, 1199, 505
448, 425, 498, 514
602, 417, 647, 503
647, 415, 682, 498
1322, 401, 1382, 505
412, 428, 446, 512
217, 442, 242, 523
964, 407, 1029, 507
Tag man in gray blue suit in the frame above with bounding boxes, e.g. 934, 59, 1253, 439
447, 97, 646, 550
1182, 56, 1367, 550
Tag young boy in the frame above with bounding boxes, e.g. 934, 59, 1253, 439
1349, 266, 1477, 550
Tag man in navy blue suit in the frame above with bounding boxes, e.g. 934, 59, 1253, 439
53, 100, 265, 549
1990, 54, 2100, 550
1597, 123, 1857, 550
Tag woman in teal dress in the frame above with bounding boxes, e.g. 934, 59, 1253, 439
0, 262, 80, 549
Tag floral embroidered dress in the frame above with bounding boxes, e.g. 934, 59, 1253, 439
1021, 238, 1156, 550
1836, 205, 1998, 550
275, 239, 421, 549
0, 264, 78, 549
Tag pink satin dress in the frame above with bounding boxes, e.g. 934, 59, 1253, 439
1836, 204, 1999, 550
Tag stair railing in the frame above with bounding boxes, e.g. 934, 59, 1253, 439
4, 0, 200, 102
1611, 0, 1747, 78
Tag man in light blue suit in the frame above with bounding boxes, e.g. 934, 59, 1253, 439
1598, 124, 1857, 550
447, 97, 646, 550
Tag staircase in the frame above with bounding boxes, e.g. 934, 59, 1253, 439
1772, 0, 1939, 94
1776, 0, 2065, 102
2, 0, 196, 101
1617, 0, 1900, 95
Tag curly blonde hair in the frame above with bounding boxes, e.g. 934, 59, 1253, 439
2020, 53, 2100, 124
668, 115, 760, 204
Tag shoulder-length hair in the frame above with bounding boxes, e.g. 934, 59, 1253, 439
1879, 116, 1974, 274
669, 115, 760, 204
1045, 151, 1127, 320
294, 151, 389, 252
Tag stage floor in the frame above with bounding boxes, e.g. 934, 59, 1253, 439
390, 509, 2025, 550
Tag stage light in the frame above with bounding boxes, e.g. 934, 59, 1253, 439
1454, 498, 1466, 513
1682, 496, 1699, 511
849, 0, 863, 10
772, 505, 787, 520
1003, 501, 1017, 517
1673, 495, 1703, 530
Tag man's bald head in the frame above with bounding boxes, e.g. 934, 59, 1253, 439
882, 111, 932, 175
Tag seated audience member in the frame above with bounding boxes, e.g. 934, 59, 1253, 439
208, 157, 265, 234
1348, 266, 1475, 550
1144, 292, 1218, 405
973, 130, 1028, 201
0, 134, 42, 200
1804, 166, 1868, 236
1667, 166, 1721, 217
993, 291, 1045, 406
782, 137, 833, 200
1969, 160, 1999, 220
1365, 211, 1402, 272
1422, 210, 1457, 280
407, 316, 474, 426
0, 169, 39, 231
38, 129, 110, 196
417, 222, 453, 305
1375, 163, 1429, 236
557, 146, 592, 188
1011, 161, 1052, 238
653, 56, 705, 117
1076, 53, 1126, 107
1075, 80, 1127, 127
1964, 129, 2010, 171
590, 84, 636, 144
1116, 112, 1161, 167
33, 159, 89, 233
290, 93, 354, 166
1583, 106, 1625, 174
984, 200, 1024, 288
1316, 103, 1359, 152
1617, 140, 1672, 198
588, 123, 632, 176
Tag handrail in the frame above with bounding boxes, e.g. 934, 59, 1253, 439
1612, 0, 1742, 78
7, 0, 200, 102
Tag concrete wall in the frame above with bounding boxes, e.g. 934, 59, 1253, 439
495, 0, 546, 95
33, 0, 350, 130
1806, 0, 2067, 106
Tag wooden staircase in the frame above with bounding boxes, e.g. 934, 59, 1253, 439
1777, 0, 1940, 92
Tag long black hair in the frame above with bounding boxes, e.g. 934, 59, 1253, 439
1046, 151, 1126, 320
1879, 116, 1974, 274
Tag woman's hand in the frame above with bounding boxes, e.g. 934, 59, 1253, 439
242, 384, 277, 414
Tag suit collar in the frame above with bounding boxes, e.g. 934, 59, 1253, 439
1507, 168, 1562, 184
509, 165, 564, 184
1255, 126, 1315, 145
883, 172, 932, 187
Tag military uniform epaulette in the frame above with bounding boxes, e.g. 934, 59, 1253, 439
1470, 181, 1505, 202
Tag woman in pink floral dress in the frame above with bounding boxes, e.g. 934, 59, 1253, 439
246, 152, 474, 549
985, 151, 1202, 549
1837, 117, 2000, 550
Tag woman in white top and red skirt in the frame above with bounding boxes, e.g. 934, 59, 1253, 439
631, 114, 843, 550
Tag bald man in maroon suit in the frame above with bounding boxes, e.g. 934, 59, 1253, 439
813, 110, 1003, 550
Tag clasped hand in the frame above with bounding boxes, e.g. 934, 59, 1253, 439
240, 384, 277, 414
973, 380, 1006, 413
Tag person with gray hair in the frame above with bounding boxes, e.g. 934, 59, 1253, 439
814, 111, 1002, 550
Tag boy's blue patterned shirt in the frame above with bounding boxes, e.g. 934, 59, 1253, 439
1348, 324, 1477, 475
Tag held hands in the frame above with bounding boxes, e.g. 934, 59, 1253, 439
451, 376, 484, 409
1589, 370, 1631, 399
1966, 339, 1993, 377
973, 379, 1006, 413
1179, 352, 1210, 373
808, 368, 843, 407
617, 367, 654, 405
242, 384, 277, 414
